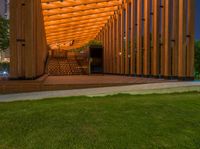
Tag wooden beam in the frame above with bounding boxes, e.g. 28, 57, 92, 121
42, 0, 121, 9
44, 7, 118, 21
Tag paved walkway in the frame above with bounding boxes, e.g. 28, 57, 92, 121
0, 81, 200, 102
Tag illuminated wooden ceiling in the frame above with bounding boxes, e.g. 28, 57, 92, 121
41, 0, 122, 50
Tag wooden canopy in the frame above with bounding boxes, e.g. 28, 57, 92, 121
9, 0, 195, 80
41, 0, 122, 50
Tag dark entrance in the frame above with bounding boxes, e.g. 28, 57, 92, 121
89, 45, 103, 74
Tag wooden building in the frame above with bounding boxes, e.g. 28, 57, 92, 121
9, 0, 195, 80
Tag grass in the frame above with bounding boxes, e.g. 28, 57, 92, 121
0, 93, 200, 149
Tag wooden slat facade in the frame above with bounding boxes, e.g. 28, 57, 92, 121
98, 0, 195, 80
10, 0, 47, 79
10, 0, 195, 80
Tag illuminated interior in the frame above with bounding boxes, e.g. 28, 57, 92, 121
41, 0, 122, 51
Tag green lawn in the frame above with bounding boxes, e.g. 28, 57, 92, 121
0, 93, 200, 149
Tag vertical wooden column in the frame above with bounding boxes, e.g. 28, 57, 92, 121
160, 0, 165, 77
104, 27, 106, 73
103, 28, 106, 73
116, 12, 121, 74
163, 0, 171, 78
109, 20, 112, 73
143, 0, 151, 76
113, 15, 117, 74
105, 24, 109, 73
130, 0, 136, 75
116, 14, 119, 74
125, 1, 130, 75
187, 0, 195, 79
101, 30, 104, 46
99, 33, 101, 41
97, 33, 100, 42
107, 24, 110, 74
178, 0, 187, 79
101, 31, 103, 42
120, 8, 125, 74
111, 17, 114, 74
99, 31, 102, 43
172, 0, 179, 78
107, 23, 110, 73
152, 0, 160, 77
102, 31, 104, 43
96, 34, 98, 41
136, 0, 142, 76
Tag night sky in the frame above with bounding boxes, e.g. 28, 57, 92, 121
195, 1, 200, 40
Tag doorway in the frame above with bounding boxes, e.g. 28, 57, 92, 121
89, 45, 103, 74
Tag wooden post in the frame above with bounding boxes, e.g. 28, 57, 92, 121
103, 28, 106, 73
136, 0, 142, 76
130, 0, 136, 75
164, 0, 171, 78
143, 0, 151, 76
125, 2, 130, 75
160, 0, 165, 77
111, 17, 114, 74
105, 24, 109, 73
117, 12, 122, 74
108, 19, 112, 74
108, 23, 110, 74
172, 0, 179, 78
152, 0, 160, 77
121, 8, 125, 74
106, 24, 109, 73
178, 0, 187, 79
187, 0, 195, 79
113, 15, 117, 74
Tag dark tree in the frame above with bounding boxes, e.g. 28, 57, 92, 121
195, 40, 200, 79
0, 16, 9, 55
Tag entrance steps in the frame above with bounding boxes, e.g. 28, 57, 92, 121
47, 57, 89, 76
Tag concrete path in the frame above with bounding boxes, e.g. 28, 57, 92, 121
0, 82, 200, 102
0, 81, 200, 102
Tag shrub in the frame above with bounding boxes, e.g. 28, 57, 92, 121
0, 62, 9, 72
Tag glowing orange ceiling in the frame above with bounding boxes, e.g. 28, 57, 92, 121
41, 0, 122, 50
